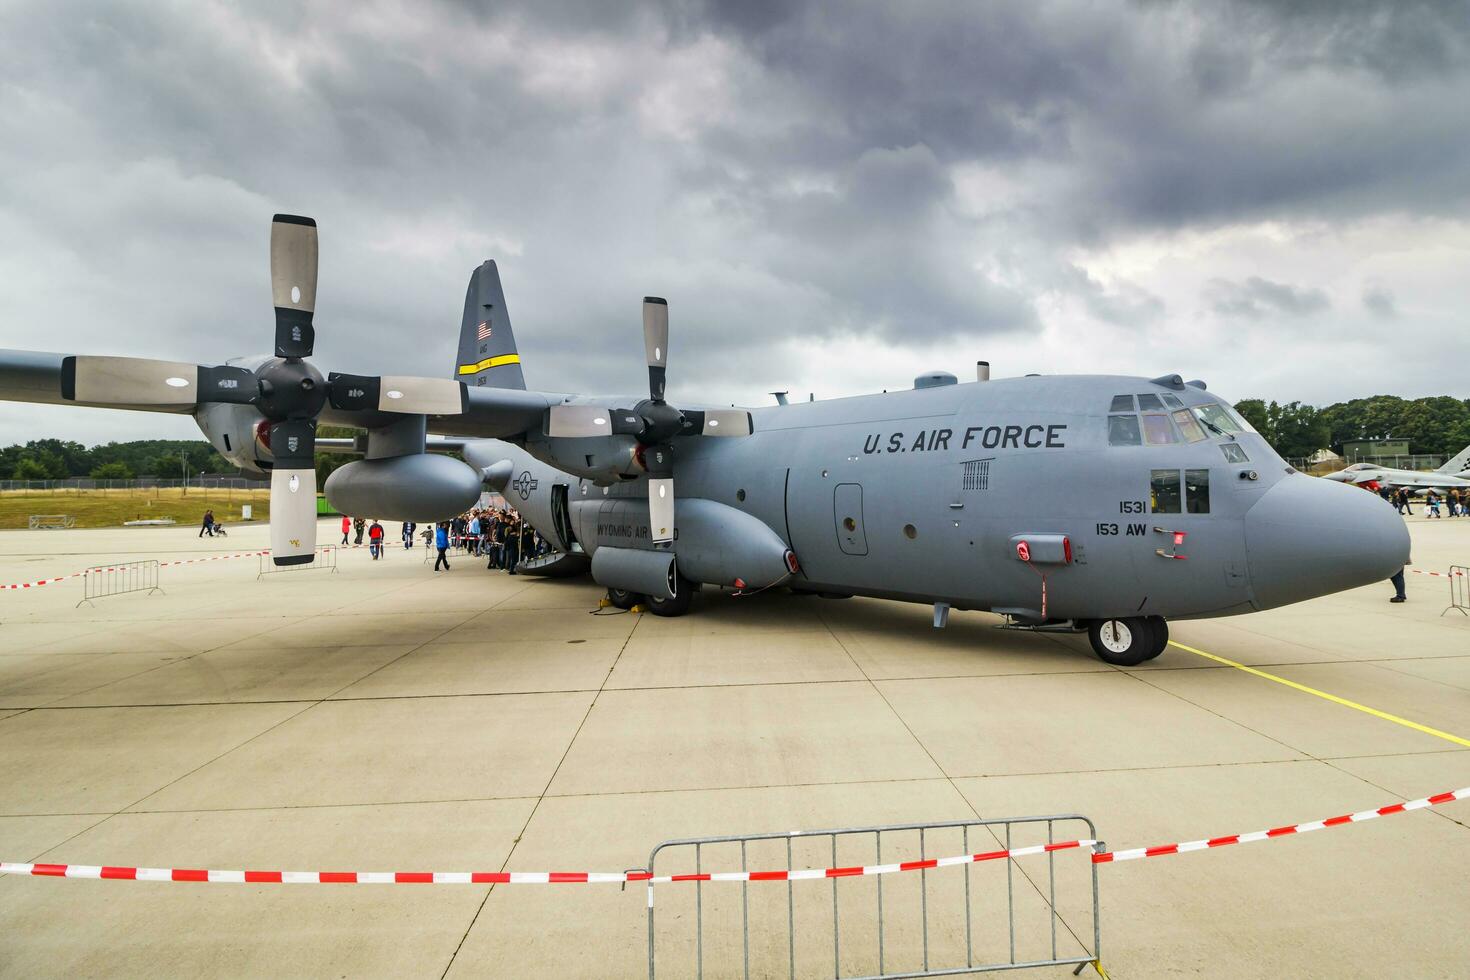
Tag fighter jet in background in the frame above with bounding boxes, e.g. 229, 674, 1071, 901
1322, 450, 1470, 494
0, 215, 1411, 667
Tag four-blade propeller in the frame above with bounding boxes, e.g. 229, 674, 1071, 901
546, 297, 752, 543
58, 215, 468, 565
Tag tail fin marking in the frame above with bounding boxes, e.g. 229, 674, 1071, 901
454, 260, 526, 390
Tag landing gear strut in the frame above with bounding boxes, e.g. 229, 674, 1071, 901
1087, 616, 1168, 666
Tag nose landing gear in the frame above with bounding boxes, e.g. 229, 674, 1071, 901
1087, 615, 1169, 666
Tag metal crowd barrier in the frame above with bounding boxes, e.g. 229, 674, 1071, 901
257, 547, 338, 579
77, 561, 162, 606
1447, 565, 1468, 617
643, 814, 1103, 979
28, 514, 75, 529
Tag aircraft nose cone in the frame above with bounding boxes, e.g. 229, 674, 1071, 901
1244, 475, 1409, 610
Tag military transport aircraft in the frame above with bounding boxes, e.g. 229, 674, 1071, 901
1322, 451, 1470, 493
0, 216, 1410, 666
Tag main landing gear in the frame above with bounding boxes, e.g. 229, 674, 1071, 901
604, 576, 699, 617
1086, 616, 1169, 666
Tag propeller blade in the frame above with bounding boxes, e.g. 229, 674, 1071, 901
546, 405, 613, 437
271, 214, 318, 358
648, 477, 674, 545
60, 355, 203, 406
682, 408, 752, 437
269, 467, 318, 565
267, 419, 317, 566
326, 374, 466, 415
643, 296, 668, 402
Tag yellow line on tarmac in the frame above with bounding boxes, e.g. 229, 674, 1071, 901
1168, 641, 1470, 750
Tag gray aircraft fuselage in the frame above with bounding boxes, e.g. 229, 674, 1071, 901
466, 373, 1409, 622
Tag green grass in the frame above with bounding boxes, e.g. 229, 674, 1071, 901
0, 488, 272, 529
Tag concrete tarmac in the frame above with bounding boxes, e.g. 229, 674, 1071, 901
0, 515, 1466, 977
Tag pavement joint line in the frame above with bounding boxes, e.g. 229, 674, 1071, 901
1168, 640, 1470, 749
439, 600, 643, 980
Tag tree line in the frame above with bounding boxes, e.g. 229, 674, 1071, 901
0, 431, 363, 483
0, 439, 241, 481
1233, 395, 1470, 461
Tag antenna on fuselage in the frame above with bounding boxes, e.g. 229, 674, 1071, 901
770, 391, 789, 406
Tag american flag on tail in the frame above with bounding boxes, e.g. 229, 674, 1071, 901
477, 320, 492, 341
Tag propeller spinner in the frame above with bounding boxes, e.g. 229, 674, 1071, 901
58, 215, 468, 565
546, 297, 752, 544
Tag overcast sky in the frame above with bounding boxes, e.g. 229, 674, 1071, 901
1, 0, 1467, 445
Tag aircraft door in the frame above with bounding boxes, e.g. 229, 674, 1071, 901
834, 483, 868, 556
550, 483, 576, 552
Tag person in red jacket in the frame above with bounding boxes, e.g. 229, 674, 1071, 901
340, 514, 351, 545
368, 519, 385, 559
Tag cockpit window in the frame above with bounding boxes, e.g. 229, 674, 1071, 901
1221, 443, 1249, 464
1137, 393, 1164, 411
1141, 413, 1178, 445
1108, 414, 1142, 446
1161, 393, 1185, 409
1193, 403, 1245, 435
1110, 394, 1136, 413
1172, 409, 1206, 443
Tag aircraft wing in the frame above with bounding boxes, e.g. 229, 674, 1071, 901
0, 347, 559, 441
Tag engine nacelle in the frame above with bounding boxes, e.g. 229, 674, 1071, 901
194, 402, 271, 477
324, 454, 482, 521
526, 434, 641, 484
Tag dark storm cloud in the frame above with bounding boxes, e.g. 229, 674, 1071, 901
0, 0, 1467, 440
1206, 276, 1331, 319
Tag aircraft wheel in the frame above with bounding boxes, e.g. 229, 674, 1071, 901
1144, 616, 1169, 661
644, 578, 698, 617
606, 587, 642, 610
1087, 617, 1155, 667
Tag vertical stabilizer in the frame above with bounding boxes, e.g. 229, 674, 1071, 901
1436, 444, 1470, 476
454, 261, 526, 390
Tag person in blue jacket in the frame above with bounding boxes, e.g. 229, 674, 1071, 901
433, 522, 451, 571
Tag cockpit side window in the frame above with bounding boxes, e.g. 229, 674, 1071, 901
1108, 414, 1142, 446
1185, 469, 1210, 513
1220, 443, 1249, 463
1141, 414, 1178, 445
1137, 393, 1164, 411
1161, 393, 1185, 409
1150, 470, 1181, 513
1109, 394, 1136, 413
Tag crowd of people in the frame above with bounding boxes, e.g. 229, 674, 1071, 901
336, 508, 550, 572
437, 507, 551, 572
1377, 486, 1467, 518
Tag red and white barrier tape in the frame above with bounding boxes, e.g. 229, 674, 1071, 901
1092, 785, 1468, 863
0, 840, 1095, 886
3, 783, 1465, 886
0, 549, 338, 591
1408, 568, 1466, 578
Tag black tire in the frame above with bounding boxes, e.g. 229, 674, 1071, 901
1087, 617, 1156, 666
607, 587, 642, 610
644, 577, 698, 617
1143, 616, 1169, 661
